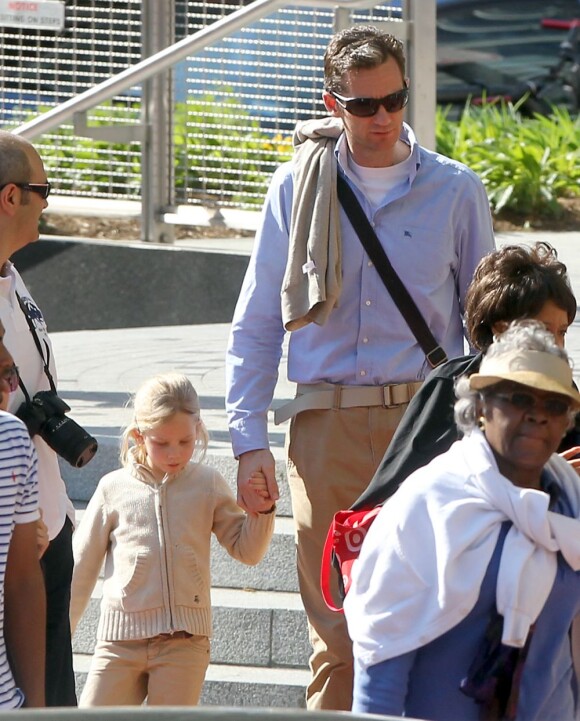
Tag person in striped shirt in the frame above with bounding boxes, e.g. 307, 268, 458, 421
0, 320, 45, 707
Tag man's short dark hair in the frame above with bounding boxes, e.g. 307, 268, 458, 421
465, 242, 577, 351
324, 25, 406, 93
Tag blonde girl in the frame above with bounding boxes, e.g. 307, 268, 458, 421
70, 372, 275, 707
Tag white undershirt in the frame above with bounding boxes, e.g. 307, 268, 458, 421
348, 152, 411, 208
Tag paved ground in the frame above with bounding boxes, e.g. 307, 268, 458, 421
51, 231, 580, 468
50, 228, 578, 708
52, 323, 292, 463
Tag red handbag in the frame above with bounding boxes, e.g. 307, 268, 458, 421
320, 506, 382, 613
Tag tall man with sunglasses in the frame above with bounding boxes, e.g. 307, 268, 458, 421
0, 130, 77, 706
226, 26, 495, 710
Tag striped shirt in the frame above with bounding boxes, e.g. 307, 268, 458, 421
0, 411, 40, 708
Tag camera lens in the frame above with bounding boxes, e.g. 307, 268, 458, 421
75, 440, 99, 468
41, 415, 98, 468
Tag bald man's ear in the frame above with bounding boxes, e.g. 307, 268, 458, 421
0, 184, 20, 216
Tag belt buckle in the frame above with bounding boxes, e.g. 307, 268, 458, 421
382, 385, 394, 408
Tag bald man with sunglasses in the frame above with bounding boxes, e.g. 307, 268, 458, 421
226, 25, 495, 711
0, 130, 77, 706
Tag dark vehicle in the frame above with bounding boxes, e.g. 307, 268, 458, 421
436, 0, 580, 115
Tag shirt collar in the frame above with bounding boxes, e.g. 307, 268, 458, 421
335, 121, 421, 184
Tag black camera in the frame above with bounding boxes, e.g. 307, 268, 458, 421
16, 391, 98, 468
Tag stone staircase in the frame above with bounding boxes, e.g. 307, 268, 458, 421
63, 444, 311, 708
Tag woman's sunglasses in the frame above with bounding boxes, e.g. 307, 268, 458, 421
329, 85, 409, 117
0, 365, 19, 393
487, 390, 572, 418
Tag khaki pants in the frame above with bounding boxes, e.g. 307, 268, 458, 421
80, 634, 210, 707
287, 404, 407, 711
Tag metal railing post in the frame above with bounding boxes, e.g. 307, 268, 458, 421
405, 0, 436, 150
141, 0, 175, 243
12, 0, 377, 142
10, 0, 436, 240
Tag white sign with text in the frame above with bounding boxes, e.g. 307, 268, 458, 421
0, 0, 64, 31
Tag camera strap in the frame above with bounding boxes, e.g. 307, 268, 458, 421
15, 291, 57, 397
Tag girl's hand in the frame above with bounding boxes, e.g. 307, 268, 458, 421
560, 446, 580, 476
236, 450, 279, 514
248, 471, 272, 499
248, 471, 277, 515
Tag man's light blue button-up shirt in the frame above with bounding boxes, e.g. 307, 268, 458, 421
226, 123, 495, 457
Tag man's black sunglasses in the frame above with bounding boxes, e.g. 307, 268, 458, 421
329, 85, 409, 117
0, 182, 51, 199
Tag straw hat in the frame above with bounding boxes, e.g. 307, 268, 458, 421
469, 350, 580, 406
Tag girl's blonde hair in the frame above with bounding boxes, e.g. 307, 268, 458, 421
120, 372, 209, 467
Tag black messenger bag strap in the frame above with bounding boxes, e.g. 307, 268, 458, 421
337, 174, 447, 369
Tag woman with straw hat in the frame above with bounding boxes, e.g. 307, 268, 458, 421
345, 320, 580, 721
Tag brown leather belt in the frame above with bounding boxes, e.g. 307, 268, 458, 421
274, 381, 423, 425
154, 631, 193, 640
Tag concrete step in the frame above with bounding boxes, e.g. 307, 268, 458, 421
74, 587, 309, 667
73, 655, 310, 708
211, 517, 297, 593
201, 664, 309, 708
14, 236, 251, 331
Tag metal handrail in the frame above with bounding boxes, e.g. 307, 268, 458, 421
9, 0, 430, 244
12, 0, 381, 140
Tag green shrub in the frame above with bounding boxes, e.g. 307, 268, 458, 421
27, 95, 293, 206
436, 100, 580, 218
18, 95, 580, 217
33, 103, 142, 197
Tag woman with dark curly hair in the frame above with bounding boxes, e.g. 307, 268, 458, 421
353, 241, 579, 511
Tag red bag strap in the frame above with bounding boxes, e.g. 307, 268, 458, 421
320, 519, 344, 613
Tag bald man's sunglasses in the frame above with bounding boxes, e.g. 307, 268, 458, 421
329, 86, 409, 117
0, 182, 51, 199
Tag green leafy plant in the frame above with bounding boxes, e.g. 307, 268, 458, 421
436, 99, 580, 218
29, 95, 293, 207
32, 103, 142, 197
17, 95, 580, 218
